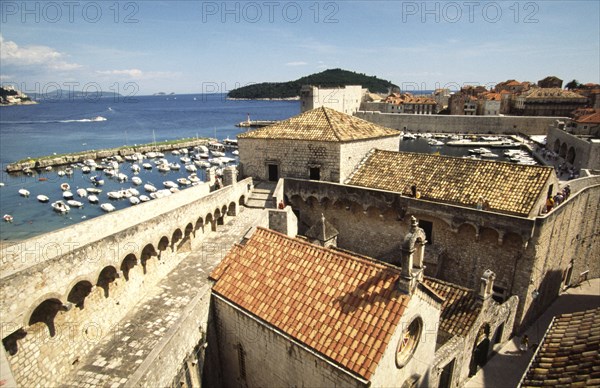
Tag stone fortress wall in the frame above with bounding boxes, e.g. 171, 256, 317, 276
0, 179, 252, 387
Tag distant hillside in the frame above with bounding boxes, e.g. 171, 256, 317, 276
228, 69, 398, 99
0, 86, 35, 105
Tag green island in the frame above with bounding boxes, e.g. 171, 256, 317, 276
227, 68, 398, 99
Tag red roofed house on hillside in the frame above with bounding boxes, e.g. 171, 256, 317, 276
206, 218, 518, 387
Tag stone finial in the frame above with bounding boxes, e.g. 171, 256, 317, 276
478, 269, 496, 301
306, 214, 339, 248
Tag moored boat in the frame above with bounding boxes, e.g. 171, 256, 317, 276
100, 203, 116, 212
88, 195, 99, 204
37, 195, 50, 203
51, 201, 70, 213
3, 214, 13, 222
18, 188, 30, 197
67, 200, 84, 208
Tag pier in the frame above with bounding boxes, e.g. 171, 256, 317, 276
4, 137, 211, 173
235, 120, 276, 128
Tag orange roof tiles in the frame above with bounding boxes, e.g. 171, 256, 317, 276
210, 227, 410, 380
423, 277, 481, 339
521, 308, 600, 387
237, 107, 398, 142
347, 150, 553, 217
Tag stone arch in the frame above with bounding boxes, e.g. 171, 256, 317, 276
458, 223, 478, 238
171, 228, 183, 250
319, 197, 331, 210
306, 196, 319, 208
195, 216, 204, 232
67, 280, 94, 310
28, 298, 64, 337
349, 201, 364, 214
158, 236, 169, 252
559, 142, 567, 158
141, 244, 157, 274
227, 201, 236, 216
469, 322, 492, 376
96, 266, 118, 298
120, 253, 138, 281
365, 205, 382, 218
2, 328, 27, 356
553, 139, 560, 153
567, 146, 576, 165
479, 227, 500, 244
184, 223, 194, 238
214, 208, 223, 226
289, 194, 303, 208
239, 195, 245, 206
205, 213, 215, 232
332, 198, 351, 211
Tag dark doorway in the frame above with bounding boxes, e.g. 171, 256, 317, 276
547, 184, 554, 199
438, 359, 455, 388
469, 338, 490, 376
309, 167, 320, 180
268, 164, 279, 181
419, 220, 433, 244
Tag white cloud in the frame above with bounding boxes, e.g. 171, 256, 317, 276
0, 35, 81, 71
285, 61, 308, 66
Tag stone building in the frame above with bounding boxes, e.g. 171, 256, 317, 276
547, 112, 600, 171
207, 225, 518, 387
519, 307, 600, 387
537, 76, 563, 89
477, 92, 502, 116
283, 150, 600, 332
300, 85, 365, 115
513, 88, 588, 117
237, 107, 400, 183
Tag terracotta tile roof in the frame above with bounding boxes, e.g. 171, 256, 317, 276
521, 308, 600, 387
422, 278, 481, 339
210, 227, 410, 380
576, 111, 600, 125
237, 107, 398, 142
523, 88, 586, 100
346, 150, 553, 217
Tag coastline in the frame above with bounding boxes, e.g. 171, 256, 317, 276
0, 100, 38, 106
226, 96, 300, 101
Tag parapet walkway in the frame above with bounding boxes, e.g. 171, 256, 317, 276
465, 278, 600, 388
60, 206, 265, 387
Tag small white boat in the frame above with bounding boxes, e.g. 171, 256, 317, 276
169, 163, 181, 170
480, 152, 499, 159
129, 196, 140, 205
185, 164, 197, 172
101, 203, 116, 212
403, 133, 416, 140
51, 201, 70, 213
146, 152, 157, 159
177, 178, 191, 186
169, 187, 179, 193
158, 164, 170, 173
76, 188, 87, 198
171, 150, 180, 155
104, 169, 117, 177
232, 150, 239, 156
139, 195, 151, 202
117, 173, 128, 182
188, 174, 201, 183
180, 156, 191, 164
37, 195, 50, 203
57, 170, 66, 177
3, 214, 13, 222
428, 139, 444, 146
88, 195, 99, 204
63, 191, 74, 200
127, 188, 140, 197
81, 166, 91, 174
90, 176, 104, 185
67, 200, 84, 208
163, 181, 178, 189
87, 187, 102, 194
210, 151, 225, 157
45, 166, 52, 171
144, 183, 157, 192
0, 182, 4, 186
194, 160, 211, 168
208, 158, 223, 166
142, 163, 153, 169
131, 176, 143, 185
131, 164, 141, 173
107, 191, 123, 200
469, 147, 492, 155
18, 189, 30, 197
60, 183, 70, 191
65, 168, 74, 176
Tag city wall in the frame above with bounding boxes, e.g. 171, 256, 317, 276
355, 111, 565, 135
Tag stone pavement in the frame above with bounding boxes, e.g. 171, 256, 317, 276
465, 278, 600, 388
60, 206, 265, 387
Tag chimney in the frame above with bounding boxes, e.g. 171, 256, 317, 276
222, 166, 237, 186
478, 269, 496, 301
398, 216, 427, 294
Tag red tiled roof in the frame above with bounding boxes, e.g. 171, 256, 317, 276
423, 277, 481, 339
576, 111, 600, 124
521, 308, 600, 387
210, 227, 411, 380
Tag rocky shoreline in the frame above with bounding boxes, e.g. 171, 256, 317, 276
5, 138, 211, 173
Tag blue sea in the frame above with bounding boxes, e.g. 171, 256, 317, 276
0, 94, 300, 241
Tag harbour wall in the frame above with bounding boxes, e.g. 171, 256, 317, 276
355, 111, 566, 136
4, 138, 211, 173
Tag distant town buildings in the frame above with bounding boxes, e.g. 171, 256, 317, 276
547, 109, 600, 171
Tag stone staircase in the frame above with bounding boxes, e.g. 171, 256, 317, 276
245, 181, 276, 209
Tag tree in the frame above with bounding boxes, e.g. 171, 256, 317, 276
565, 79, 582, 90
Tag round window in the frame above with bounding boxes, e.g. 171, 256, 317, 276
396, 317, 423, 368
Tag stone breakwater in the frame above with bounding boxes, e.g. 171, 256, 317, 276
5, 138, 210, 173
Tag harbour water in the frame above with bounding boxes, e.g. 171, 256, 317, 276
1, 96, 530, 241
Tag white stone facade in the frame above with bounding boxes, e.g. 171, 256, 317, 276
300, 85, 366, 115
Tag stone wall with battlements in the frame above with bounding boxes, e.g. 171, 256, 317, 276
0, 178, 252, 387
355, 111, 565, 135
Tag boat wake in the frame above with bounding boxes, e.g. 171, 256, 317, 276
1, 116, 107, 124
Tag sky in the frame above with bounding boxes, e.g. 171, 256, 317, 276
1, 0, 599, 95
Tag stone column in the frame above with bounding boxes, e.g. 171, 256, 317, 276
222, 166, 237, 186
